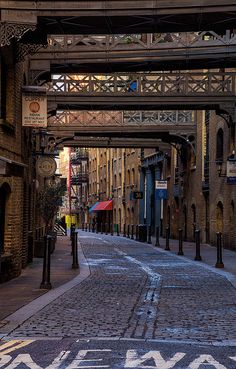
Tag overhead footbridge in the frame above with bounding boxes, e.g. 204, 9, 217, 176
46, 72, 236, 125
28, 31, 236, 73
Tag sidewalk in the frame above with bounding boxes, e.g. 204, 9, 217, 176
0, 236, 79, 323
152, 236, 236, 276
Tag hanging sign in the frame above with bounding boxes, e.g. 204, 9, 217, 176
155, 180, 168, 199
36, 157, 57, 178
22, 87, 47, 128
227, 158, 236, 184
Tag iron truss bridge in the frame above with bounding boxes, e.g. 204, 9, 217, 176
1, 1, 236, 47
46, 110, 196, 152
28, 31, 236, 73
46, 72, 236, 124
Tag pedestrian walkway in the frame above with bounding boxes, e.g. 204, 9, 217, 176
0, 236, 79, 323
4, 232, 236, 344
152, 236, 236, 276
0, 231, 236, 336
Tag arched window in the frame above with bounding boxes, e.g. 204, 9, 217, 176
216, 128, 224, 163
132, 168, 135, 185
127, 170, 131, 185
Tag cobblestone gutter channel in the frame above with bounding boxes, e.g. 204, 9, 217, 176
6, 234, 236, 343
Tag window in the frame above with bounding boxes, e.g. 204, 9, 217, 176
216, 128, 224, 164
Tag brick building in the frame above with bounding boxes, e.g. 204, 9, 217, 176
0, 43, 36, 281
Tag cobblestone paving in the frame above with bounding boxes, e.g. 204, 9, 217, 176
10, 233, 236, 342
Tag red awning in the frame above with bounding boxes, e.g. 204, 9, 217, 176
93, 200, 113, 211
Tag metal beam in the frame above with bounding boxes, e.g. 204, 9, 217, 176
2, 1, 236, 41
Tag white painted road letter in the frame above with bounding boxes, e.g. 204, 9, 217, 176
124, 350, 185, 368
188, 354, 228, 369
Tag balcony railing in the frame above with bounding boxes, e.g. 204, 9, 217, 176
70, 173, 89, 185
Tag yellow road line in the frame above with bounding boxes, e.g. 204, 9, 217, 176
0, 340, 34, 355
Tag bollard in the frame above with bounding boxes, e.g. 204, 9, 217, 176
136, 225, 139, 241
117, 224, 120, 236
178, 228, 184, 255
127, 224, 130, 238
123, 224, 126, 237
215, 232, 224, 268
92, 223, 95, 233
148, 225, 152, 244
70, 224, 75, 240
131, 224, 134, 239
88, 223, 91, 232
165, 227, 170, 251
85, 223, 87, 232
110, 223, 113, 236
72, 231, 79, 269
155, 226, 160, 247
105, 223, 108, 235
40, 235, 52, 289
101, 223, 103, 234
194, 229, 202, 261
82, 222, 84, 231
95, 223, 98, 233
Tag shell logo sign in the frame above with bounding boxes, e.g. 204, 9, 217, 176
22, 87, 47, 128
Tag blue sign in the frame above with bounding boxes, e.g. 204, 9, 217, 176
156, 189, 168, 199
227, 158, 236, 184
155, 180, 168, 199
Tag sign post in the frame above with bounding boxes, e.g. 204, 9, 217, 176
155, 180, 168, 199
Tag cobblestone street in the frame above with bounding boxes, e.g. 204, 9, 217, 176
9, 232, 236, 344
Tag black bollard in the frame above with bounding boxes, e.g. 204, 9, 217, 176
92, 223, 95, 233
165, 227, 170, 251
82, 222, 84, 231
40, 235, 52, 289
194, 229, 202, 261
178, 228, 184, 255
70, 224, 75, 241
148, 225, 152, 244
117, 224, 120, 236
85, 223, 87, 232
101, 223, 103, 234
123, 224, 126, 237
136, 225, 139, 241
127, 224, 130, 238
155, 226, 160, 247
88, 223, 91, 232
215, 232, 224, 268
110, 223, 113, 236
131, 224, 134, 239
105, 223, 108, 235
95, 223, 98, 233
72, 231, 79, 269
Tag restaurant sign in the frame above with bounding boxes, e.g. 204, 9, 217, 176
22, 87, 47, 128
